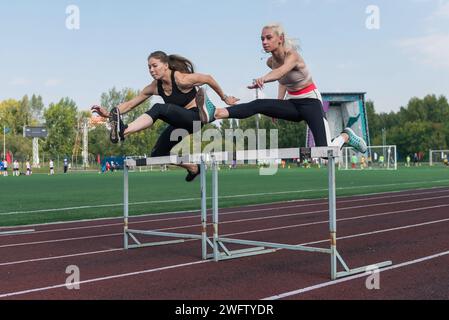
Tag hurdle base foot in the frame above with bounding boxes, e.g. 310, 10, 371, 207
334, 260, 392, 280
126, 239, 185, 249
208, 245, 277, 261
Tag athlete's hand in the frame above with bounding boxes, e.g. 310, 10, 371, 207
224, 96, 240, 106
91, 105, 110, 118
247, 77, 265, 90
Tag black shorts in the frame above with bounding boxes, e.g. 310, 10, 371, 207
145, 104, 203, 157
226, 98, 330, 147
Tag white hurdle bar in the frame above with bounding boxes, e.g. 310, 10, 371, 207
209, 147, 392, 280
123, 152, 228, 260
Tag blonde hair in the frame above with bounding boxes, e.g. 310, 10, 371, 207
262, 23, 299, 51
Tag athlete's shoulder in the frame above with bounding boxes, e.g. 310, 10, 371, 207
143, 81, 158, 96
266, 57, 273, 69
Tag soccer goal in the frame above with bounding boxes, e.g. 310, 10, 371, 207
340, 145, 397, 170
429, 150, 449, 166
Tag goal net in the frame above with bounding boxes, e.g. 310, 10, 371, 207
429, 150, 449, 166
340, 145, 397, 170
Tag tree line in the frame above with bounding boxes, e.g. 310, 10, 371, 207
1, 89, 447, 163
366, 95, 449, 159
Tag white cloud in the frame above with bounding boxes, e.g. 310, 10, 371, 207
10, 77, 29, 86
44, 79, 62, 87
398, 33, 449, 69
336, 62, 357, 70
272, 0, 289, 5
434, 0, 449, 18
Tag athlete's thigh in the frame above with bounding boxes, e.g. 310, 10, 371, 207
151, 125, 181, 157
158, 104, 201, 131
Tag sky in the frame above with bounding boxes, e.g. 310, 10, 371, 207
0, 0, 448, 114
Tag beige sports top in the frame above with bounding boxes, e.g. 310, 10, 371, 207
279, 65, 312, 90
272, 56, 313, 91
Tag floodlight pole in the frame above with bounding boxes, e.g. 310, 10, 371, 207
32, 138, 40, 168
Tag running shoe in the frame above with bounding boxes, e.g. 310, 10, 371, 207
109, 107, 125, 143
185, 164, 201, 182
196, 87, 216, 124
343, 127, 367, 153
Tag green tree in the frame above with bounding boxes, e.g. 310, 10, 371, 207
275, 118, 307, 149
43, 98, 78, 158
97, 87, 172, 157
5, 135, 32, 162
30, 94, 45, 123
0, 96, 34, 135
370, 94, 449, 160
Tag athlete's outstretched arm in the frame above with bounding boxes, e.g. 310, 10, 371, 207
179, 73, 239, 106
91, 81, 156, 117
249, 51, 303, 89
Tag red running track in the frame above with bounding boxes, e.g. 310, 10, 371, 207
0, 187, 448, 300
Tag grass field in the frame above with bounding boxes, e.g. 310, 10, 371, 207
1, 165, 448, 227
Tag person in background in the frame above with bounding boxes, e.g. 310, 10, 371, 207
26, 160, 31, 175
2, 159, 8, 177
13, 159, 20, 176
379, 154, 385, 167
49, 159, 55, 175
63, 157, 68, 173
351, 154, 358, 169
406, 155, 411, 167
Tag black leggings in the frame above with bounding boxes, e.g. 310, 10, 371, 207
226, 98, 330, 147
145, 103, 203, 157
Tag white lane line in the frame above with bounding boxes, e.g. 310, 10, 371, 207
4, 187, 448, 238
262, 249, 449, 300
0, 233, 121, 249
1, 186, 448, 231
0, 229, 35, 236
2, 199, 449, 249
2, 181, 449, 216
2, 211, 449, 269
0, 248, 122, 266
2, 189, 449, 239
223, 209, 449, 239
1, 217, 449, 298
0, 260, 208, 299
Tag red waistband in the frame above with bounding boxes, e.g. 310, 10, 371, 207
287, 83, 317, 95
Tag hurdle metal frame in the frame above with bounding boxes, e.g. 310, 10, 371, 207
123, 147, 392, 280
123, 153, 227, 260
208, 147, 392, 280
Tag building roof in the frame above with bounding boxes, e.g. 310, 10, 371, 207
321, 92, 366, 96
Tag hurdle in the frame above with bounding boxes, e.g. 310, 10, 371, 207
209, 147, 392, 280
123, 152, 228, 260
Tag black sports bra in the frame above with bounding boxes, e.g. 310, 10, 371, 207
157, 71, 197, 107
